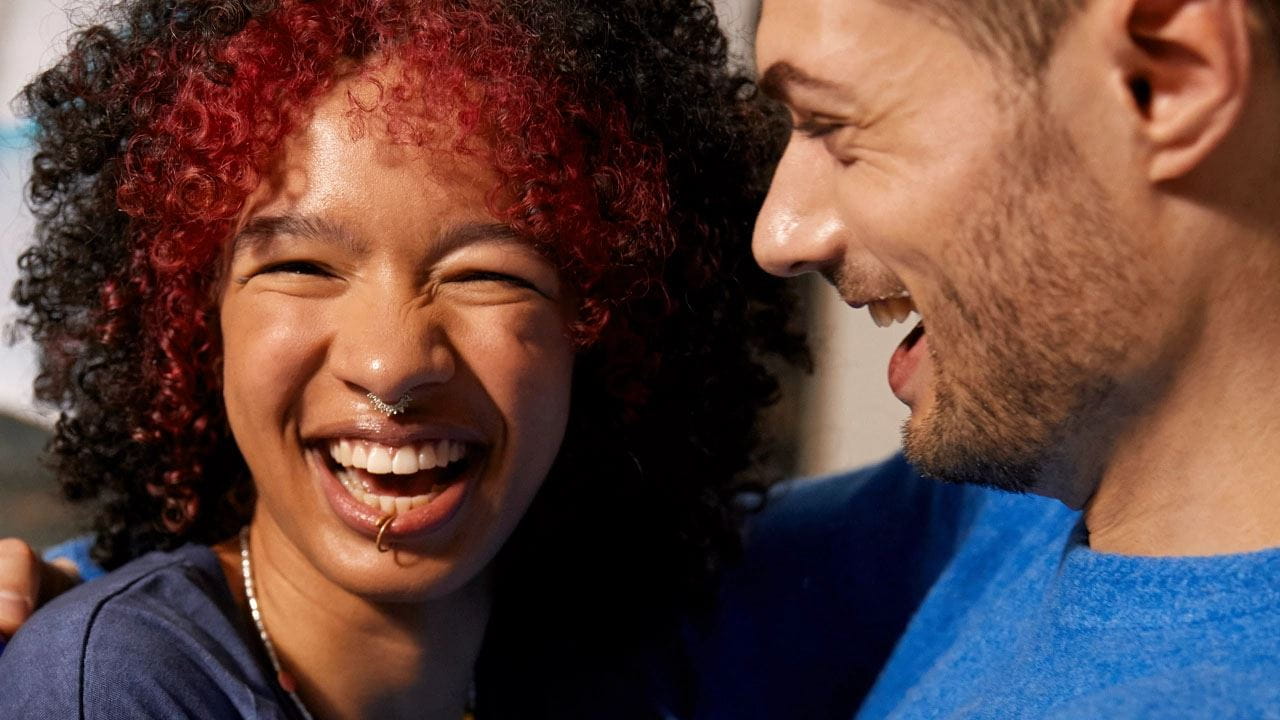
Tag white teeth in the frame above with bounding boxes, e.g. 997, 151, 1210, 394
366, 445, 393, 474
350, 444, 369, 469
417, 444, 438, 470
335, 468, 443, 513
410, 493, 437, 509
869, 302, 892, 328
326, 438, 472, 475
867, 296, 918, 328
391, 446, 417, 475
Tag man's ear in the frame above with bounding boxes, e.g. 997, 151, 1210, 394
1117, 0, 1252, 182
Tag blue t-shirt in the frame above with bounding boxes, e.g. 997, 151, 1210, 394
694, 454, 1280, 718
0, 544, 302, 719
16, 455, 1280, 718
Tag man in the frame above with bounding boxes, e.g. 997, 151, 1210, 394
7, 0, 1280, 717
694, 0, 1280, 717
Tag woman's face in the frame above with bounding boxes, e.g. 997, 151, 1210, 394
219, 74, 574, 600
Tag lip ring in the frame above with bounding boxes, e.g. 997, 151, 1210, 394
375, 512, 397, 552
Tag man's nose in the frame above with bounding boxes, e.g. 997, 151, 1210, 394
329, 297, 456, 407
753, 138, 850, 277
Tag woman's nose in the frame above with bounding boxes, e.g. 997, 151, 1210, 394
328, 299, 456, 407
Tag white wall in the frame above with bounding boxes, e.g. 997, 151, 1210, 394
714, 0, 906, 476
0, 0, 75, 424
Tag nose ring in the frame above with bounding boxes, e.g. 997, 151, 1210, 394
367, 392, 411, 417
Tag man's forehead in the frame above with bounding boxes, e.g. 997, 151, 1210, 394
755, 0, 944, 106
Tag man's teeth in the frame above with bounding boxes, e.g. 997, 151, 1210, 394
867, 296, 918, 328
329, 439, 468, 475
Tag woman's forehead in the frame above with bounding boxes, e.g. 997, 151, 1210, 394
237, 71, 501, 236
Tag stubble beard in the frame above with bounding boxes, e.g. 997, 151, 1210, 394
902, 105, 1150, 501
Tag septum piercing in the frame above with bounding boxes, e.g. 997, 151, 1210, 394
375, 512, 397, 553
367, 392, 411, 417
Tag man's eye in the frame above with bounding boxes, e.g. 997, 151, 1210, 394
795, 118, 843, 139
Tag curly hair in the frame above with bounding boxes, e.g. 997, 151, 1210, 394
15, 0, 805, 705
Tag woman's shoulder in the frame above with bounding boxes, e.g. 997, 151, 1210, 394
0, 544, 288, 719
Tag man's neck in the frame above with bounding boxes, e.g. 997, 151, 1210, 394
216, 516, 488, 720
1082, 224, 1280, 557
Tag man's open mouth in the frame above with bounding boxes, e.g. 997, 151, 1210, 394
865, 293, 919, 328
863, 291, 929, 400
324, 439, 476, 515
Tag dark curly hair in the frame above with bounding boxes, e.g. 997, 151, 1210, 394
15, 0, 805, 710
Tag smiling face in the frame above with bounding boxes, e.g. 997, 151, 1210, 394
754, 0, 1184, 499
219, 71, 574, 601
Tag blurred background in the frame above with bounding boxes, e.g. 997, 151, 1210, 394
0, 0, 907, 549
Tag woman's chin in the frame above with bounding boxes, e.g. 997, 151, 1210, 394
255, 446, 507, 603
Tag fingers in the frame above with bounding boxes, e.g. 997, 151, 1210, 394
41, 556, 82, 604
0, 539, 41, 642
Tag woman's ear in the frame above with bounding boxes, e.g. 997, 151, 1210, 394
1114, 0, 1252, 181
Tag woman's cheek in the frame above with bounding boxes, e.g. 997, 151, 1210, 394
221, 294, 331, 431
452, 303, 574, 458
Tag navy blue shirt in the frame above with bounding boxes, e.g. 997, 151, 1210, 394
0, 544, 300, 719
690, 454, 983, 718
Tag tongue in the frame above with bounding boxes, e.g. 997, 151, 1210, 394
888, 322, 927, 399
356, 468, 446, 496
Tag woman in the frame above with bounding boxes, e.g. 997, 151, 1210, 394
0, 0, 804, 717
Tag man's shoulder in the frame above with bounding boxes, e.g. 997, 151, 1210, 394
690, 455, 1015, 720
0, 544, 273, 718
746, 453, 991, 555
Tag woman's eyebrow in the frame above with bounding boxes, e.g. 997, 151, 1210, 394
231, 214, 367, 258
231, 216, 524, 260
434, 221, 523, 254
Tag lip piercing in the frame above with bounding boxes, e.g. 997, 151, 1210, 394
375, 512, 397, 553
367, 392, 411, 417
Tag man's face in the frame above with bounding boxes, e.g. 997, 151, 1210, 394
754, 0, 1176, 500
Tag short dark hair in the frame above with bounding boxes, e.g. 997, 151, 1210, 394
895, 0, 1280, 76
889, 0, 1087, 72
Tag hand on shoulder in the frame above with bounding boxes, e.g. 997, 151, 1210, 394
0, 538, 81, 644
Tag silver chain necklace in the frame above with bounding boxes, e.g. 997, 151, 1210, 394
238, 527, 477, 720
239, 527, 316, 720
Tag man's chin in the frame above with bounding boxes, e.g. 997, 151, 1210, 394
902, 410, 1042, 495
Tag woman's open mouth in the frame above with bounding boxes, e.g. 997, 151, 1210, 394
312, 436, 486, 543
328, 439, 473, 514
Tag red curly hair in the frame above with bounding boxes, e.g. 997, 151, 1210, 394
20, 0, 806, 695
105, 0, 675, 530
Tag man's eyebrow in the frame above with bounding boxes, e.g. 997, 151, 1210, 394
758, 61, 842, 103
231, 214, 367, 258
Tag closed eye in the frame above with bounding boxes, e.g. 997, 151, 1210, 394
795, 118, 843, 139
258, 260, 331, 277
455, 270, 546, 296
